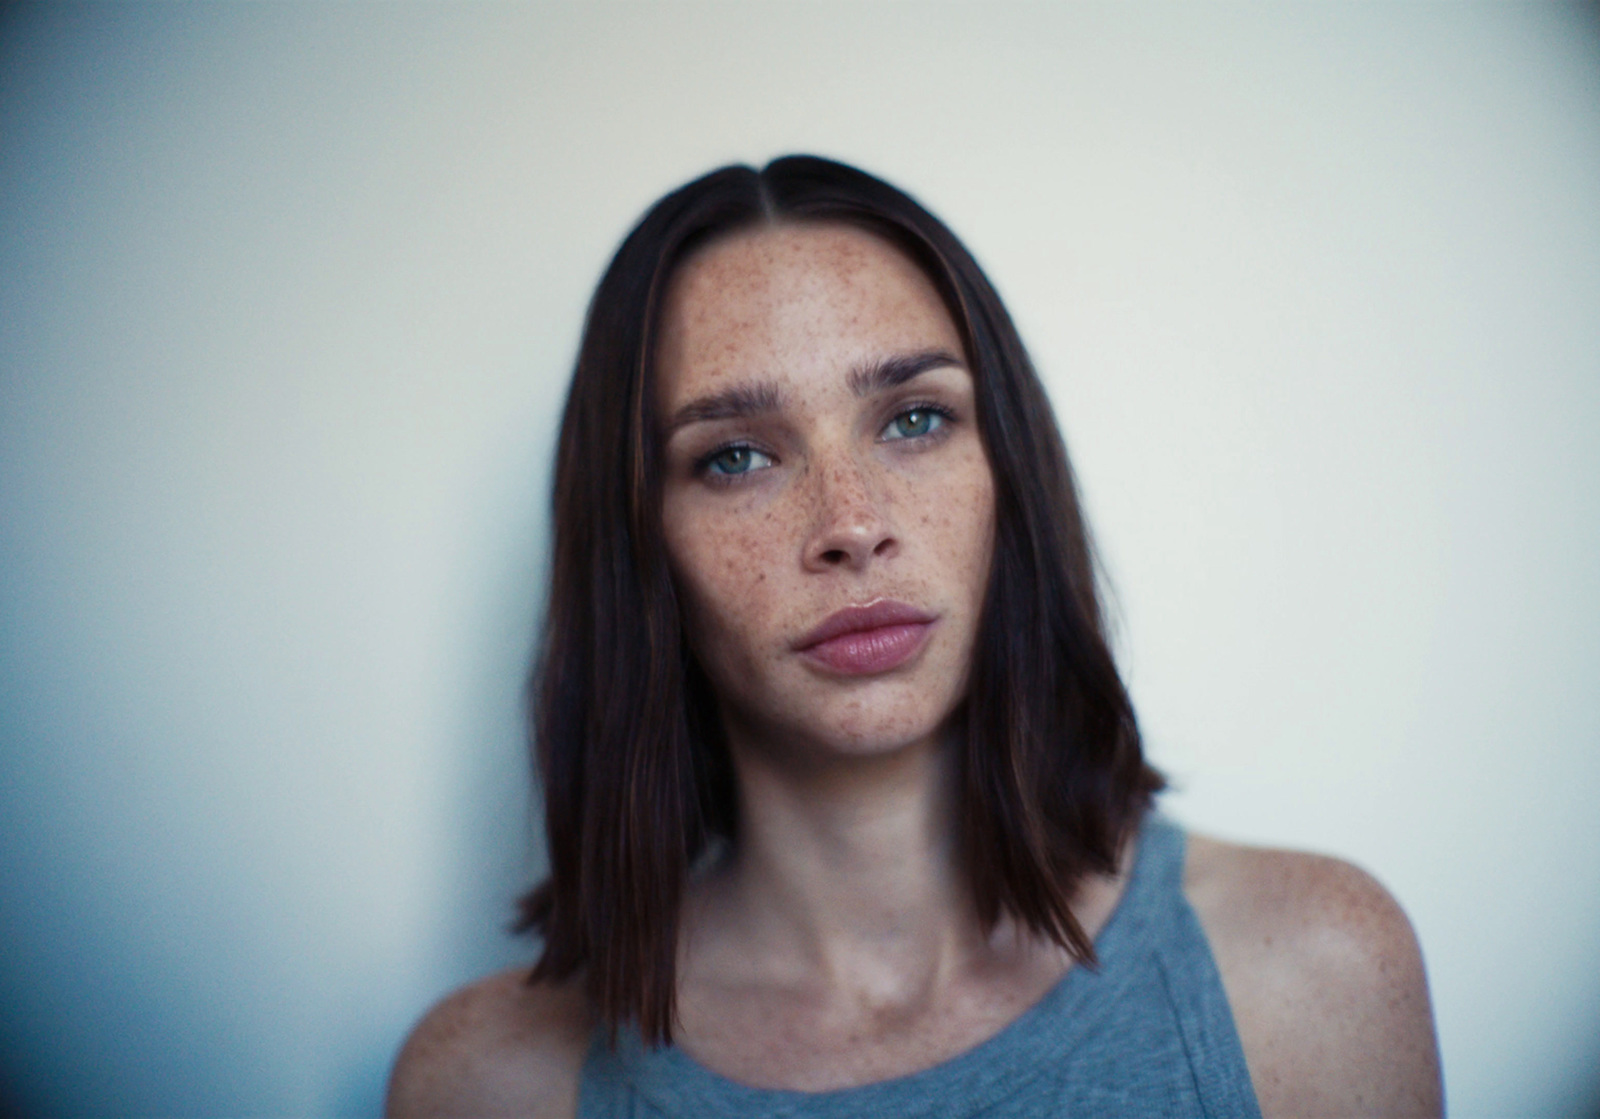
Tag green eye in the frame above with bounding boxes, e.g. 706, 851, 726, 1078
885, 408, 943, 440
705, 445, 770, 476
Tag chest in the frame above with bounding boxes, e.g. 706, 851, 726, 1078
669, 964, 1071, 1092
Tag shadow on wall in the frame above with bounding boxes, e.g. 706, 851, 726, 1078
1579, 1077, 1600, 1119
338, 1043, 399, 1119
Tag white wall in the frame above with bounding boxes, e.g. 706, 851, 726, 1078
2, 4, 1596, 1115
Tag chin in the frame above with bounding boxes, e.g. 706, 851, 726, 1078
709, 650, 969, 766
822, 708, 949, 756
761, 688, 961, 764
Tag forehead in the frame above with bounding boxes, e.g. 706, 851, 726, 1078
654, 222, 963, 403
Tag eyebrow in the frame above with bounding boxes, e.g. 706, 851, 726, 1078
665, 380, 785, 435
664, 348, 966, 436
846, 349, 966, 397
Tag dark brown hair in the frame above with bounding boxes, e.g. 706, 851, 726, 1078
516, 155, 1163, 1045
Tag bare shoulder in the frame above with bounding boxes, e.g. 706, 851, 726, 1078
1183, 832, 1443, 1119
386, 968, 593, 1119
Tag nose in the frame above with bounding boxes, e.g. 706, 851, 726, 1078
800, 452, 899, 573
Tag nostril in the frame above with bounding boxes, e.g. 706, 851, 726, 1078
873, 538, 895, 558
821, 548, 848, 565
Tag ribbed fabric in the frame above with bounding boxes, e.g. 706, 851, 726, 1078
578, 816, 1262, 1118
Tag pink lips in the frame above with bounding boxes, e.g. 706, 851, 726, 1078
794, 600, 937, 676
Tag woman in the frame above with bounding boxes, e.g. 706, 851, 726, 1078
389, 156, 1442, 1117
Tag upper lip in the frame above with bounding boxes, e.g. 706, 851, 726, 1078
793, 599, 937, 650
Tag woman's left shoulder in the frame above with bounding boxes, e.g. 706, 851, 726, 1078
1180, 830, 1443, 1119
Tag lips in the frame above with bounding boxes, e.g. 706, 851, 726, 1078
794, 600, 937, 676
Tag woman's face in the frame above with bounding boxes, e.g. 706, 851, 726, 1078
656, 222, 996, 763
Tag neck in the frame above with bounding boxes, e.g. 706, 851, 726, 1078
704, 724, 999, 1002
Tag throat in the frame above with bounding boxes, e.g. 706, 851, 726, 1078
707, 730, 976, 989
668, 721, 1129, 1091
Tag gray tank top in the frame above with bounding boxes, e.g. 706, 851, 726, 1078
577, 815, 1262, 1118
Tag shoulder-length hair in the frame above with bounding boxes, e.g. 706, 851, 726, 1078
516, 155, 1163, 1046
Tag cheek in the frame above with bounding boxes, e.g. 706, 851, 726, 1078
969, 474, 997, 583
666, 503, 787, 662
919, 454, 996, 597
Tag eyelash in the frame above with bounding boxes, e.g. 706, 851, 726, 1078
880, 401, 954, 443
692, 402, 957, 484
694, 441, 774, 483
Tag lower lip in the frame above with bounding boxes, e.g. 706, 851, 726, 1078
800, 622, 934, 676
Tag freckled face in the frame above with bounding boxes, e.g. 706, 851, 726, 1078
656, 223, 996, 761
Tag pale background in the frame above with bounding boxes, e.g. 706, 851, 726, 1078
2, 3, 1597, 1116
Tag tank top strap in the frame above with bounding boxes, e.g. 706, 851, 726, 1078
1132, 818, 1264, 1119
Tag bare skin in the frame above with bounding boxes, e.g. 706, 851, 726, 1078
388, 224, 1442, 1117
1187, 837, 1443, 1117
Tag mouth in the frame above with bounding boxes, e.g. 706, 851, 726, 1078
793, 599, 938, 676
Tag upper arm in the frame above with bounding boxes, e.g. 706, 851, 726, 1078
386, 969, 592, 1119
1186, 837, 1443, 1119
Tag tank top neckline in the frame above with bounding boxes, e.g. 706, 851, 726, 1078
593, 813, 1185, 1119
